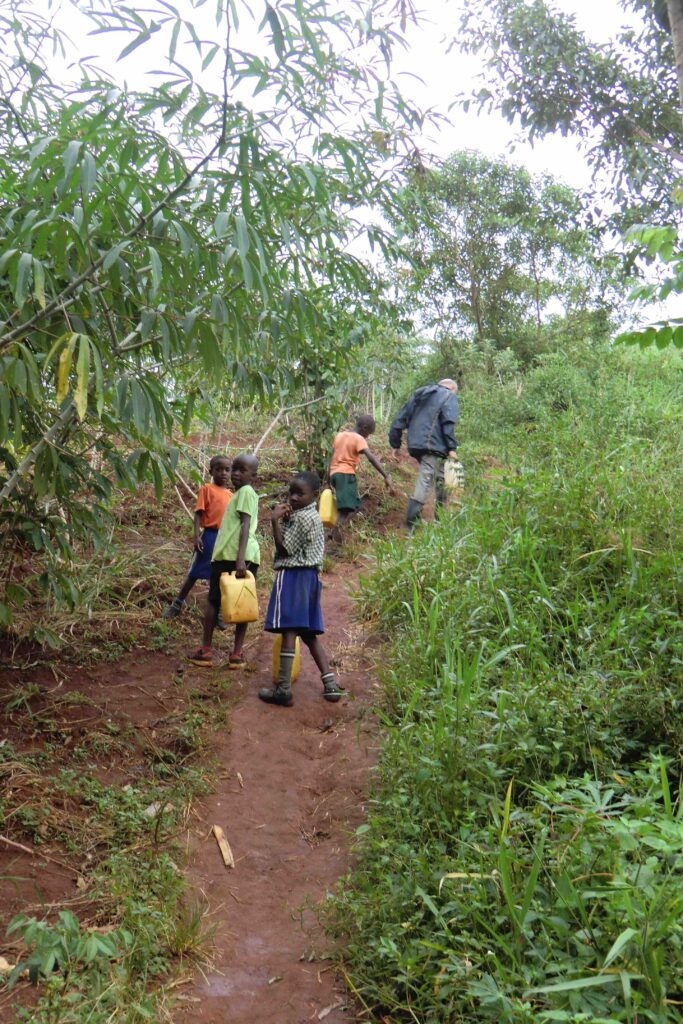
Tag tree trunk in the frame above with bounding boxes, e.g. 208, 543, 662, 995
667, 0, 683, 117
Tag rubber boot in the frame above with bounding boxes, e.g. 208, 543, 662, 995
321, 672, 343, 702
259, 648, 294, 706
406, 498, 424, 533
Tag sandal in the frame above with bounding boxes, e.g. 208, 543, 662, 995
188, 647, 212, 667
228, 652, 247, 670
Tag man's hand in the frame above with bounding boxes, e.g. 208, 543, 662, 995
271, 502, 291, 523
235, 557, 247, 579
447, 450, 458, 460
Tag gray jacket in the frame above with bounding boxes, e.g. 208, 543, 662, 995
389, 384, 459, 458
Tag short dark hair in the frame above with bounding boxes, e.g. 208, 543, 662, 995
356, 413, 376, 432
209, 454, 230, 469
292, 470, 321, 495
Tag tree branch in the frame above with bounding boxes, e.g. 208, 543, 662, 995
0, 402, 76, 505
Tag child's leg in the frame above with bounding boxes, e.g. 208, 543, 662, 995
259, 629, 297, 706
201, 599, 218, 648
227, 621, 249, 668
330, 510, 352, 545
301, 634, 330, 675
301, 634, 343, 702
164, 575, 197, 618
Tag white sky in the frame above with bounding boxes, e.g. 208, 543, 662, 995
54, 0, 671, 322
390, 0, 638, 188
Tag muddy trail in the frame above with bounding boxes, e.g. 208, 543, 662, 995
0, 452, 417, 1021
173, 561, 379, 1023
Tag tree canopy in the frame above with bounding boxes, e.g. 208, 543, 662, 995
0, 0, 421, 626
396, 151, 619, 363
454, 0, 682, 227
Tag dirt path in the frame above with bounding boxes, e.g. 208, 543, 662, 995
173, 560, 378, 1024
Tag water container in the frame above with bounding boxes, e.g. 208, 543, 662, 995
444, 459, 465, 491
219, 571, 258, 623
319, 487, 337, 527
272, 634, 301, 683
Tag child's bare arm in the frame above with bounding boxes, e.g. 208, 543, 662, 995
362, 449, 393, 491
193, 511, 204, 551
235, 512, 251, 577
271, 503, 290, 556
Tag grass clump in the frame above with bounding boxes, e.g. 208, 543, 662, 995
332, 350, 683, 1022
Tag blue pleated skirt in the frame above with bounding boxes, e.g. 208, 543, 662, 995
187, 527, 218, 581
265, 568, 324, 635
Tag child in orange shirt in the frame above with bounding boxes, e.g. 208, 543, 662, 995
328, 414, 392, 544
164, 455, 233, 620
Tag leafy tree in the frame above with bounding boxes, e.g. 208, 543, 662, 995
454, 0, 682, 226
395, 151, 618, 363
0, 0, 421, 629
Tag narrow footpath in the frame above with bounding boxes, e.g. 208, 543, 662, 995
173, 560, 378, 1024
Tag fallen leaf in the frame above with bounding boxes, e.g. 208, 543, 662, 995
318, 1004, 344, 1020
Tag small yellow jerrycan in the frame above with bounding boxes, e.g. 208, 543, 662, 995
319, 487, 337, 528
272, 634, 301, 683
219, 571, 258, 624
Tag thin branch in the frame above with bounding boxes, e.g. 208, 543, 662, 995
174, 485, 195, 522
253, 395, 327, 454
0, 401, 76, 505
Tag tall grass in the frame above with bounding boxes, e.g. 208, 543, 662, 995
332, 349, 683, 1022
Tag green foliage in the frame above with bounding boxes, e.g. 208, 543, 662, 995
0, 0, 420, 627
454, 0, 681, 226
332, 350, 683, 1021
616, 221, 683, 349
395, 151, 620, 362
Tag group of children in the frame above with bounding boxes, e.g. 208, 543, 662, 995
164, 416, 392, 708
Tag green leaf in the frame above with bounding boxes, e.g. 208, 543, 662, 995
80, 150, 97, 194
62, 139, 81, 182
528, 975, 624, 994
32, 258, 46, 308
265, 4, 285, 59
603, 927, 638, 969
103, 241, 129, 271
235, 213, 250, 257
148, 245, 162, 295
118, 25, 161, 62
15, 251, 33, 309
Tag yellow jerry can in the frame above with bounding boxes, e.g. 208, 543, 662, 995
219, 571, 259, 624
319, 487, 338, 527
272, 634, 301, 683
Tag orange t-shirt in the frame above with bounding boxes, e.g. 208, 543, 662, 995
195, 483, 233, 529
330, 431, 368, 475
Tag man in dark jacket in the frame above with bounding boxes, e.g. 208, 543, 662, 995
389, 378, 459, 530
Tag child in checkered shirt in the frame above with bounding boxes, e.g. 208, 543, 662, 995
259, 471, 342, 707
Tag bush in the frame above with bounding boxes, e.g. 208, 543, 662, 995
333, 349, 683, 1022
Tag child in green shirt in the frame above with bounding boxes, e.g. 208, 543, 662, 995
189, 453, 260, 668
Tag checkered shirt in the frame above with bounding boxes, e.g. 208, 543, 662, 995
274, 503, 325, 571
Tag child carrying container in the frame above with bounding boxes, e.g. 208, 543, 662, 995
328, 414, 392, 544
164, 455, 232, 621
259, 471, 342, 707
189, 453, 260, 669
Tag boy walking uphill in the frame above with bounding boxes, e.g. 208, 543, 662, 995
164, 455, 232, 620
259, 471, 342, 707
189, 454, 260, 669
328, 414, 392, 544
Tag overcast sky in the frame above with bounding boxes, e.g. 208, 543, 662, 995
62, 0, 636, 190
390, 0, 638, 188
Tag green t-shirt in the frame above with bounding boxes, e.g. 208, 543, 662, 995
212, 484, 260, 565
